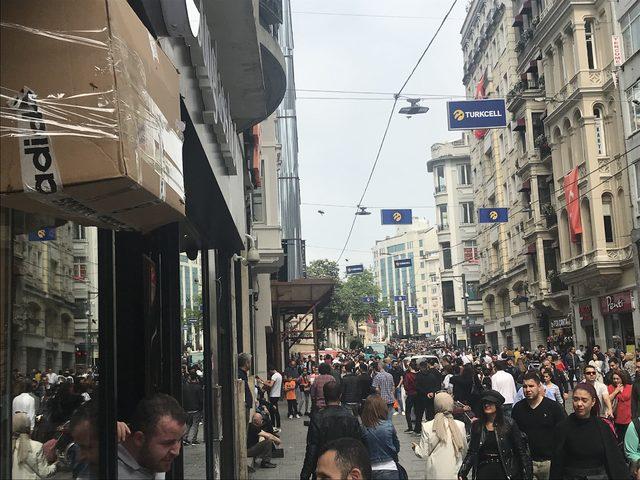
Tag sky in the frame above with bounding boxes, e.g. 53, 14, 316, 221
292, 0, 470, 272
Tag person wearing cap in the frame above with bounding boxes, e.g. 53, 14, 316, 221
458, 389, 531, 480
412, 391, 467, 479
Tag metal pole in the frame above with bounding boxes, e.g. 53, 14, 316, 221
462, 273, 470, 349
86, 307, 91, 370
312, 306, 320, 365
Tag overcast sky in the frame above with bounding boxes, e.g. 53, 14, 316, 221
292, 0, 469, 272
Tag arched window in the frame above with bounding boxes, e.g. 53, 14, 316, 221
585, 19, 597, 69
562, 119, 573, 172
617, 188, 628, 239
580, 198, 593, 252
602, 193, 615, 243
594, 106, 606, 155
559, 209, 571, 259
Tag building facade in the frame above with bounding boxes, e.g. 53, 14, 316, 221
428, 135, 483, 347
510, 0, 637, 351
462, 0, 543, 351
372, 220, 442, 339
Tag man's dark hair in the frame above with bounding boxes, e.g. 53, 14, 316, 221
522, 371, 541, 384
609, 358, 620, 365
318, 438, 371, 479
325, 354, 333, 361
267, 364, 275, 372
70, 400, 98, 433
130, 393, 187, 436
495, 361, 505, 371
318, 363, 331, 375
323, 380, 341, 402
359, 364, 368, 374
346, 361, 355, 373
22, 379, 33, 394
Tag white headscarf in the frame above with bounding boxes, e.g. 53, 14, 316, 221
432, 392, 465, 458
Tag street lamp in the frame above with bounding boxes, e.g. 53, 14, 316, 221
398, 98, 430, 117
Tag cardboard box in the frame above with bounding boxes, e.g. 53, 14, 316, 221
0, 0, 185, 231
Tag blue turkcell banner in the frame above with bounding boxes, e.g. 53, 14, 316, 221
381, 209, 412, 225
447, 99, 507, 131
478, 207, 509, 223
28, 227, 56, 241
393, 295, 407, 302
394, 258, 412, 268
346, 264, 364, 275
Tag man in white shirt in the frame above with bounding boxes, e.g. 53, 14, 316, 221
12, 379, 37, 430
491, 361, 517, 418
583, 365, 612, 418
263, 366, 283, 430
45, 368, 58, 388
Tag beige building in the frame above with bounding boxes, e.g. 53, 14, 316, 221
510, 0, 637, 350
372, 219, 443, 339
462, 0, 541, 350
427, 135, 482, 347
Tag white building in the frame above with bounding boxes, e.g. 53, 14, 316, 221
427, 136, 482, 347
372, 220, 442, 339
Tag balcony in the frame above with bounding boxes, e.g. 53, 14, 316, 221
560, 245, 634, 286
507, 76, 545, 112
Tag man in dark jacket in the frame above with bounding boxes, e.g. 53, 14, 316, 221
182, 374, 203, 445
357, 363, 373, 404
413, 360, 442, 433
300, 381, 362, 480
340, 362, 361, 416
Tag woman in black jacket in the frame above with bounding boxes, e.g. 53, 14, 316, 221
549, 382, 628, 480
458, 390, 531, 480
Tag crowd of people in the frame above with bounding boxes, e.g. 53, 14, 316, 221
241, 343, 640, 479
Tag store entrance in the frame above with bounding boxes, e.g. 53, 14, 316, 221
605, 312, 635, 353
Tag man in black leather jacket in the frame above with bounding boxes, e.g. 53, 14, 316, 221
300, 381, 363, 480
340, 362, 361, 416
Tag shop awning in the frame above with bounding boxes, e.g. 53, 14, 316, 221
271, 278, 336, 313
512, 117, 526, 131
518, 179, 531, 192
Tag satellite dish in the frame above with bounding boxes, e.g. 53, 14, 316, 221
398, 98, 430, 117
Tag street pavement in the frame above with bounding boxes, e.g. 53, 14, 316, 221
252, 408, 425, 480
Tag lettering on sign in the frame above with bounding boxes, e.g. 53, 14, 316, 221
612, 35, 625, 67
599, 290, 633, 315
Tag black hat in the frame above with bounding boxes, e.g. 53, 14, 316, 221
479, 389, 505, 406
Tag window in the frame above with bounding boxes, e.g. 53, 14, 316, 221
422, 285, 427, 292
424, 321, 429, 329
466, 281, 480, 301
594, 106, 606, 155
438, 205, 449, 229
621, 3, 640, 59
252, 189, 264, 222
387, 243, 405, 254
441, 242, 452, 269
557, 42, 567, 86
584, 19, 597, 69
442, 281, 455, 312
461, 202, 475, 224
421, 273, 426, 280
463, 240, 479, 263
419, 239, 424, 248
74, 264, 87, 280
627, 80, 640, 133
435, 165, 446, 192
73, 224, 86, 240
429, 273, 437, 282
602, 194, 615, 243
458, 163, 472, 185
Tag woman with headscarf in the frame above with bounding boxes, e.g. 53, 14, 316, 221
12, 413, 58, 479
413, 391, 467, 479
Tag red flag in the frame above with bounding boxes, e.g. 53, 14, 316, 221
473, 76, 488, 139
564, 167, 582, 242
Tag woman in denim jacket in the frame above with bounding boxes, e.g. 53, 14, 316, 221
361, 395, 401, 480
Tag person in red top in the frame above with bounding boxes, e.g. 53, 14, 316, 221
403, 359, 418, 433
608, 369, 632, 440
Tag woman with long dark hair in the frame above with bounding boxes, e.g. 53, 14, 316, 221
458, 390, 531, 480
549, 382, 627, 480
450, 364, 475, 406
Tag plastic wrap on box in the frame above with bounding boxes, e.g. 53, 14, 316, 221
0, 0, 184, 231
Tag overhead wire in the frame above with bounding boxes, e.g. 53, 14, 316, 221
335, 0, 460, 263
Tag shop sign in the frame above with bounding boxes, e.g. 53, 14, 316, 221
612, 35, 625, 66
162, 0, 242, 174
579, 302, 593, 322
599, 291, 633, 315
551, 317, 570, 329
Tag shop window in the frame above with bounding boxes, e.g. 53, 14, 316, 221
585, 19, 597, 69
594, 106, 606, 155
602, 194, 615, 243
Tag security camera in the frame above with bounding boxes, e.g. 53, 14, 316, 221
246, 246, 261, 265
232, 253, 247, 265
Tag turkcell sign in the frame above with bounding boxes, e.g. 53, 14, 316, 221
29, 227, 56, 241
478, 207, 509, 223
394, 258, 412, 268
346, 264, 364, 275
447, 99, 507, 131
394, 295, 407, 302
381, 209, 412, 225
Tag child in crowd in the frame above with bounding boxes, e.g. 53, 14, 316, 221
284, 376, 299, 419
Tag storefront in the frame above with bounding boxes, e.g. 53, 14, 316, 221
578, 301, 596, 347
600, 290, 636, 353
548, 317, 573, 350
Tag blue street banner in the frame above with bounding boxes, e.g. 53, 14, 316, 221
478, 207, 509, 223
361, 296, 376, 304
416, 313, 423, 318
381, 209, 412, 225
380, 309, 389, 315
394, 258, 412, 268
406, 306, 418, 313
346, 264, 364, 275
447, 99, 507, 131
393, 295, 407, 302
28, 227, 56, 241
187, 317, 198, 325
389, 315, 397, 321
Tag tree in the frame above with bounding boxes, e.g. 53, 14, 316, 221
306, 259, 340, 280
